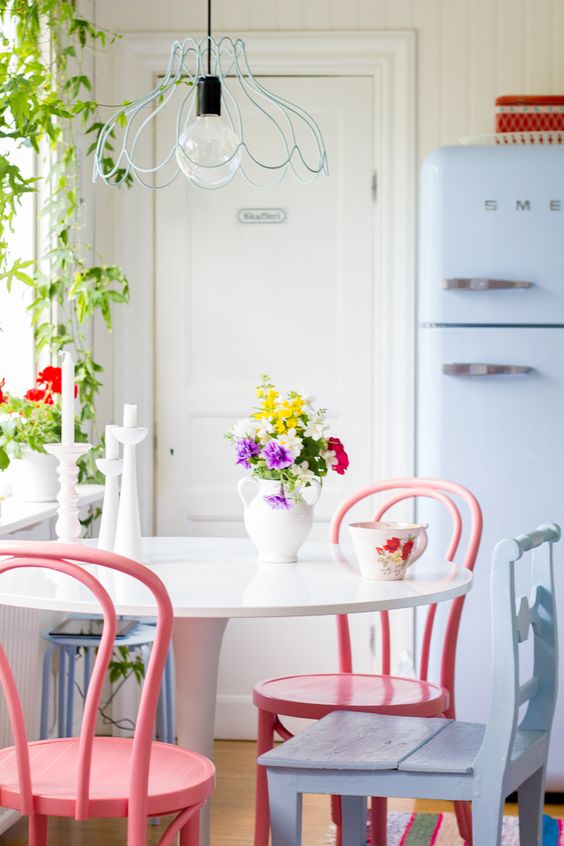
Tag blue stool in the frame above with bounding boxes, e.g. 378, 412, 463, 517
40, 621, 175, 743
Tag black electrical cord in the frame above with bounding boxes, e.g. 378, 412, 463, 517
207, 0, 212, 75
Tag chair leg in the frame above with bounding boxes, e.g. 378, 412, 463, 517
518, 767, 545, 846
65, 646, 76, 737
29, 814, 48, 846
453, 799, 473, 845
57, 646, 66, 737
266, 769, 303, 846
471, 793, 503, 846
179, 811, 200, 846
164, 645, 175, 744
331, 795, 342, 846
342, 796, 367, 846
40, 645, 54, 739
254, 709, 276, 846
370, 796, 388, 846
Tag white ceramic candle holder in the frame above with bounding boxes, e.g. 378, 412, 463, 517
112, 425, 148, 561
44, 443, 92, 543
95, 456, 123, 551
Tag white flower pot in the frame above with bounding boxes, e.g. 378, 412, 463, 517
237, 477, 320, 563
11, 449, 59, 502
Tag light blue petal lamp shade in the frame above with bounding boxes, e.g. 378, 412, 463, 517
92, 33, 329, 191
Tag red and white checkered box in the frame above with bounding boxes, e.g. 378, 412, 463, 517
495, 96, 564, 143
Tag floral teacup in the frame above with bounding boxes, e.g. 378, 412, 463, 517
348, 521, 428, 580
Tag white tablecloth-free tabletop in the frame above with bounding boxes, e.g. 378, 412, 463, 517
0, 536, 472, 845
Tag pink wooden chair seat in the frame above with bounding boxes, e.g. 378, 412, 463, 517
253, 673, 448, 719
0, 737, 214, 818
253, 478, 482, 846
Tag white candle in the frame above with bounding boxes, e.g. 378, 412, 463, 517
123, 403, 138, 428
60, 351, 75, 446
105, 424, 119, 460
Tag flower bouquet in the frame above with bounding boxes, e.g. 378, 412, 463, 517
226, 375, 349, 509
227, 376, 349, 562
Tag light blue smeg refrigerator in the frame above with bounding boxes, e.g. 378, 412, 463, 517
416, 144, 564, 789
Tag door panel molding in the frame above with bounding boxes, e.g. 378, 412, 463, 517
105, 31, 416, 531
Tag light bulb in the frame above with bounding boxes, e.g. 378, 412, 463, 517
176, 115, 241, 189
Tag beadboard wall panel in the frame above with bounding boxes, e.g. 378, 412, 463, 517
95, 0, 564, 167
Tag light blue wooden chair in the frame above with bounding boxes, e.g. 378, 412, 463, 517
259, 523, 560, 846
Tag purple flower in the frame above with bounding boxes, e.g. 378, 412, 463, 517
235, 438, 260, 468
264, 491, 292, 510
262, 441, 293, 470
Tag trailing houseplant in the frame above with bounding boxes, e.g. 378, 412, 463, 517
0, 0, 130, 481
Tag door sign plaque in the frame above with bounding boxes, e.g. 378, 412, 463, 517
237, 208, 287, 224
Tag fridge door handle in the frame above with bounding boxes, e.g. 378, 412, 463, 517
442, 363, 534, 376
443, 277, 533, 290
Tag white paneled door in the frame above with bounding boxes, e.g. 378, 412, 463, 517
154, 75, 377, 737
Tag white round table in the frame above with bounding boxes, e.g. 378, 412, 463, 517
0, 536, 472, 845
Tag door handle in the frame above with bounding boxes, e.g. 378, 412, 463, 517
443, 278, 533, 290
442, 363, 533, 376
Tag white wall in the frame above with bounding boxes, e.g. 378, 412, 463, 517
93, 0, 564, 165
91, 0, 564, 425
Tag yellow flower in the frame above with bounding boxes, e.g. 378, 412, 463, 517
256, 387, 265, 398
275, 418, 286, 434
286, 416, 298, 428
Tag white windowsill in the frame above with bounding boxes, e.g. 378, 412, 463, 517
0, 484, 104, 537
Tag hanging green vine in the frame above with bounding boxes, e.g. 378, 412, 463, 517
0, 0, 130, 478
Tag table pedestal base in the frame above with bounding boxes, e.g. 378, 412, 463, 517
172, 617, 229, 846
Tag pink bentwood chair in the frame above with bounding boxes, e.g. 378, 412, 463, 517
253, 478, 482, 846
0, 541, 215, 846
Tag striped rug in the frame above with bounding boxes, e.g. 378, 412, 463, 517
382, 811, 564, 845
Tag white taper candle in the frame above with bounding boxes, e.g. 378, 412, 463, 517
60, 351, 75, 447
105, 424, 119, 460
123, 403, 138, 427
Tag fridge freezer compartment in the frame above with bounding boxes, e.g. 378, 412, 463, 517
419, 145, 564, 325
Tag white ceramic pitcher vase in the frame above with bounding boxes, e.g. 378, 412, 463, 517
237, 478, 321, 563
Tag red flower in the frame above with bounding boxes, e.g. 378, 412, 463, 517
36, 365, 77, 398
25, 387, 53, 404
401, 539, 415, 561
376, 546, 384, 554
327, 436, 349, 475
0, 378, 6, 405
383, 537, 401, 553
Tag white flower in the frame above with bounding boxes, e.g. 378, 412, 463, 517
294, 461, 316, 486
0, 413, 15, 436
255, 418, 274, 440
231, 418, 258, 440
304, 416, 329, 441
277, 427, 303, 458
321, 448, 337, 467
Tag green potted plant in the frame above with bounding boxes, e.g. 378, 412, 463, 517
0, 366, 86, 501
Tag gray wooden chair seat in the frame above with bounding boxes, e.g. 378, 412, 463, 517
259, 525, 560, 846
260, 711, 548, 780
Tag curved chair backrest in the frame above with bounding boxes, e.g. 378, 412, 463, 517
329, 478, 482, 716
476, 523, 560, 779
0, 540, 173, 830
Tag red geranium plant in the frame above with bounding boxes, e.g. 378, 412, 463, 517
0, 367, 84, 471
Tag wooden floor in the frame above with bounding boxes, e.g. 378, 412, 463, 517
1, 740, 563, 844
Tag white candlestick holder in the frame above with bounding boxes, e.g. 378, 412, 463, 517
95, 455, 123, 551
44, 443, 92, 543
112, 425, 148, 561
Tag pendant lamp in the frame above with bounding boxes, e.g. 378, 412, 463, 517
92, 1, 328, 190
